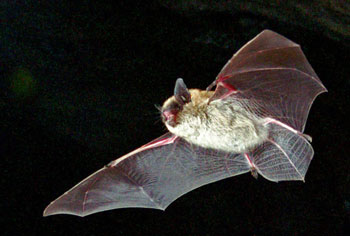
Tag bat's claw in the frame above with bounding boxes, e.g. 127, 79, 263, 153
300, 133, 312, 142
251, 168, 258, 179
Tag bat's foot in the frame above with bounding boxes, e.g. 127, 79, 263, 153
251, 168, 258, 179
244, 153, 258, 179
300, 133, 312, 142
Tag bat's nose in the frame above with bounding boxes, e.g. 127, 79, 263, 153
162, 110, 171, 121
161, 109, 177, 127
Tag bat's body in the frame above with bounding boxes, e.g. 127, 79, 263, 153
44, 30, 327, 217
163, 89, 269, 153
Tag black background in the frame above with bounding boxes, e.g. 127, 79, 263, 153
1, 1, 349, 235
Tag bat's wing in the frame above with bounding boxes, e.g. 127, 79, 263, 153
209, 30, 327, 133
44, 133, 251, 217
208, 30, 327, 182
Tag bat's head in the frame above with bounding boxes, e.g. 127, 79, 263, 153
161, 78, 214, 130
161, 78, 191, 127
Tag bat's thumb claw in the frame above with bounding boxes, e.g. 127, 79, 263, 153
206, 80, 216, 91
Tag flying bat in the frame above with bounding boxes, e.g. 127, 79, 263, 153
43, 30, 327, 217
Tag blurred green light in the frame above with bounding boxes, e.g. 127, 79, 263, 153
11, 68, 36, 98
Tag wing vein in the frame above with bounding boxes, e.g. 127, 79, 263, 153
118, 167, 162, 209
82, 175, 101, 214
221, 68, 322, 87
267, 139, 304, 180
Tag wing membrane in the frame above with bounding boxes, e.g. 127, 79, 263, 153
44, 133, 250, 217
211, 30, 327, 132
252, 123, 314, 182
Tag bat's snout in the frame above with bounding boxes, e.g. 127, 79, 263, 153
161, 109, 178, 127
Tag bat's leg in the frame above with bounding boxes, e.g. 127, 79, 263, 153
244, 153, 258, 179
263, 118, 312, 142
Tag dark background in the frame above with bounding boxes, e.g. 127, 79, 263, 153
1, 0, 349, 235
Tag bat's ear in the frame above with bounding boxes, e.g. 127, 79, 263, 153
174, 78, 191, 105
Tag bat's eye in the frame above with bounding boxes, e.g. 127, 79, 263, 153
174, 78, 191, 105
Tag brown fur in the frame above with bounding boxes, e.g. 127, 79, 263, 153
162, 89, 268, 153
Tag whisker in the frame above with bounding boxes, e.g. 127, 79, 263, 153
154, 104, 162, 112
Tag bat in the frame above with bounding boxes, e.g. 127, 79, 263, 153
43, 30, 327, 217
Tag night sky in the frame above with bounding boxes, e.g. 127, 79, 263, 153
1, 1, 349, 235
